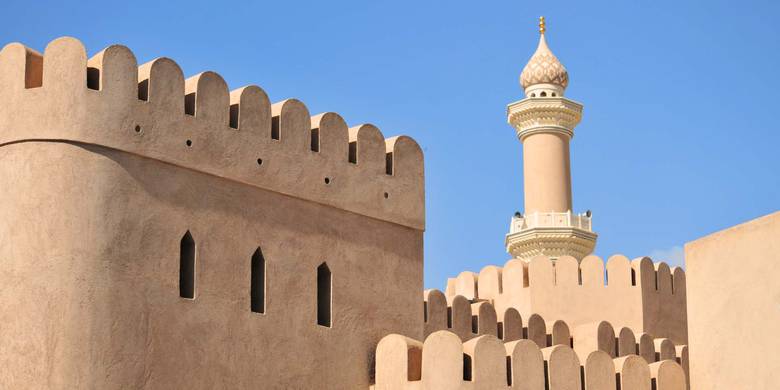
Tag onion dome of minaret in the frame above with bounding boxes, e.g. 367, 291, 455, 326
520, 17, 569, 90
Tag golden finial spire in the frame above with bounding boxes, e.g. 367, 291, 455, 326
539, 16, 546, 34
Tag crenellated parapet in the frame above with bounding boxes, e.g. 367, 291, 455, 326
371, 330, 687, 389
442, 255, 688, 344
423, 291, 689, 384
0, 37, 424, 229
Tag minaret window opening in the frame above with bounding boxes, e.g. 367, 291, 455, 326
251, 248, 266, 314
317, 262, 332, 327
179, 231, 196, 299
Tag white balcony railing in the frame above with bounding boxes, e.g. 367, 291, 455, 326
509, 211, 593, 233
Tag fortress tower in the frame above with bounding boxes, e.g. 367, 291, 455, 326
0, 37, 424, 389
505, 17, 597, 261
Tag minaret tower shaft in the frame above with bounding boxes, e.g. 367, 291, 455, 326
505, 17, 597, 261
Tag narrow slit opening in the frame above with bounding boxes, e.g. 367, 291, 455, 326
408, 347, 422, 381
229, 104, 239, 129
86, 67, 100, 90
385, 152, 394, 175
631, 269, 636, 286
24, 54, 43, 89
317, 262, 331, 327
423, 301, 428, 322
506, 356, 513, 386
447, 307, 453, 328
271, 116, 280, 140
348, 141, 357, 164
578, 267, 583, 285
544, 360, 550, 390
184, 93, 196, 115
310, 128, 320, 152
471, 315, 479, 334
179, 231, 196, 299
463, 354, 472, 381
498, 322, 504, 340
250, 248, 265, 314
138, 79, 149, 101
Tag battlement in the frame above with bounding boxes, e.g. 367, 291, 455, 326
447, 255, 686, 297
0, 37, 424, 229
423, 291, 689, 383
372, 330, 687, 389
442, 255, 688, 343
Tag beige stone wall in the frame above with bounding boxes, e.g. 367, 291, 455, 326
445, 255, 688, 344
372, 330, 687, 390
685, 211, 780, 390
0, 37, 424, 389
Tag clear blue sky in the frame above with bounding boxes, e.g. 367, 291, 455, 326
3, 0, 778, 289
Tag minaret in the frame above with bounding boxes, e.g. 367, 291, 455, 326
505, 17, 597, 261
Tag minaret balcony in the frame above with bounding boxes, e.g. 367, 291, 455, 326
505, 211, 597, 261
509, 211, 592, 232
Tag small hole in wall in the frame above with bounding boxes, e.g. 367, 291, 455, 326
384, 192, 389, 199
540, 91, 547, 97
186, 140, 193, 147
134, 125, 142, 134
324, 177, 331, 185
530, 93, 536, 97
551, 92, 557, 97
257, 158, 263, 166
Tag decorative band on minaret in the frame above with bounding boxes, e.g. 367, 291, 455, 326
505, 17, 597, 261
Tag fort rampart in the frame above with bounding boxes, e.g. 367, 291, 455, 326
372, 330, 687, 390
0, 37, 424, 229
0, 37, 424, 389
443, 255, 687, 344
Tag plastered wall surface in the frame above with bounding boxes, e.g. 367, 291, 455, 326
685, 211, 780, 390
0, 142, 423, 389
0, 36, 425, 389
